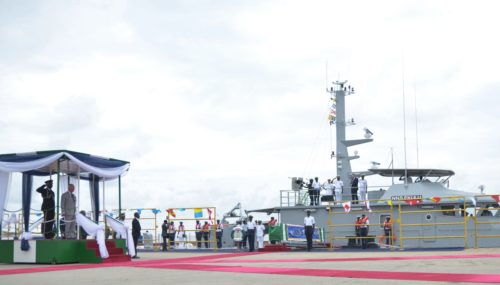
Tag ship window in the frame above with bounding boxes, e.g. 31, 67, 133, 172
441, 205, 455, 216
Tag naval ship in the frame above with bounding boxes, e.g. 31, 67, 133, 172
224, 80, 500, 250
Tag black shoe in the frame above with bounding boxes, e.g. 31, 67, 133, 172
132, 255, 140, 259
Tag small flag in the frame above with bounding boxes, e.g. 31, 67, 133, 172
207, 208, 213, 220
430, 197, 441, 203
152, 209, 161, 215
405, 199, 422, 206
387, 200, 393, 207
491, 195, 500, 206
166, 209, 176, 218
194, 208, 203, 218
342, 201, 351, 213
179, 208, 186, 212
137, 208, 142, 215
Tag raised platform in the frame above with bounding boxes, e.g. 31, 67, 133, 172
0, 239, 129, 264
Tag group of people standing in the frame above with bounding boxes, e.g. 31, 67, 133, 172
354, 215, 393, 249
36, 179, 78, 240
307, 175, 368, 206
161, 220, 186, 251
231, 215, 267, 251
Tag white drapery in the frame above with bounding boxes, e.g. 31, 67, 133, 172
0, 152, 129, 178
0, 153, 63, 172
76, 213, 109, 259
0, 172, 12, 226
105, 215, 135, 257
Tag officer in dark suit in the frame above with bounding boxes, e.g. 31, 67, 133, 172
132, 212, 141, 258
36, 180, 55, 239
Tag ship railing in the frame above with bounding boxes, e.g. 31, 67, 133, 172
325, 195, 499, 250
327, 198, 396, 250
471, 194, 500, 248
279, 185, 388, 208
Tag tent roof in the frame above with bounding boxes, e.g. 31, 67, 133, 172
0, 150, 130, 177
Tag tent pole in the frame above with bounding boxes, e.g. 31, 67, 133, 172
103, 179, 106, 237
118, 176, 122, 217
77, 166, 81, 240
56, 159, 61, 239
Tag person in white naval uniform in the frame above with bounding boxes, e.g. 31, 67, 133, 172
304, 210, 316, 251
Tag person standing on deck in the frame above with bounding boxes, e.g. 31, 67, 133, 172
383, 216, 393, 248
306, 179, 314, 206
312, 177, 321, 206
334, 176, 344, 204
358, 175, 368, 204
351, 175, 359, 204
360, 214, 370, 249
355, 216, 362, 246
304, 210, 316, 251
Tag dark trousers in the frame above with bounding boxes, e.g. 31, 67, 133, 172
247, 229, 256, 252
352, 191, 359, 204
308, 190, 314, 205
355, 229, 361, 245
196, 232, 202, 248
385, 229, 392, 246
360, 228, 368, 249
132, 234, 139, 256
305, 226, 314, 251
42, 210, 55, 239
162, 236, 168, 251
203, 233, 210, 248
169, 233, 175, 247
313, 190, 320, 205
216, 231, 223, 248
242, 231, 248, 248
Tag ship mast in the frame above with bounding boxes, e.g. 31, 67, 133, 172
327, 81, 373, 191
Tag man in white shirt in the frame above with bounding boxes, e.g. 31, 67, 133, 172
358, 175, 368, 204
322, 179, 334, 204
312, 177, 321, 206
246, 215, 256, 252
303, 210, 316, 251
334, 176, 344, 203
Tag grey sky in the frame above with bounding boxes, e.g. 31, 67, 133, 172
1, 0, 499, 217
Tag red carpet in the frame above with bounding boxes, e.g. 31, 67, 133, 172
3, 252, 500, 283
136, 263, 500, 283
209, 253, 500, 264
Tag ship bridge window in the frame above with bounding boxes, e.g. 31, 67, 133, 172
441, 205, 456, 216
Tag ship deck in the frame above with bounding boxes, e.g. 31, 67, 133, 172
2, 248, 500, 284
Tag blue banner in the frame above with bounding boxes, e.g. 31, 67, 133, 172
286, 224, 322, 242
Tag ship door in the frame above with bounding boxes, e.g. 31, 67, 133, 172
421, 213, 437, 243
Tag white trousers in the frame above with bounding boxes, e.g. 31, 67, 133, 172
335, 190, 342, 202
257, 235, 264, 248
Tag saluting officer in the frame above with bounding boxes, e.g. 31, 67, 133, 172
36, 180, 55, 239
